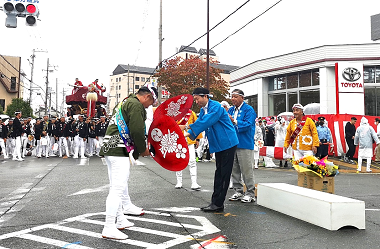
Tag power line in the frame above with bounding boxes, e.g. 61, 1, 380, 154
211, 0, 283, 50
156, 0, 251, 70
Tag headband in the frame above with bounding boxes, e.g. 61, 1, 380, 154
147, 85, 157, 104
231, 92, 244, 97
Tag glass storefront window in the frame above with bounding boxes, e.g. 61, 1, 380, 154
376, 67, 380, 83
364, 67, 375, 83
288, 92, 298, 112
300, 90, 320, 107
245, 95, 258, 113
269, 94, 286, 116
299, 71, 312, 87
275, 76, 286, 90
312, 70, 319, 86
287, 74, 298, 89
365, 87, 377, 115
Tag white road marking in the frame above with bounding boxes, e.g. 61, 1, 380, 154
69, 185, 109, 196
0, 209, 221, 249
17, 234, 92, 249
154, 207, 201, 213
366, 209, 380, 211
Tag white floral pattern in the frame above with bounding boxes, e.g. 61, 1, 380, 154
150, 128, 187, 159
165, 96, 188, 117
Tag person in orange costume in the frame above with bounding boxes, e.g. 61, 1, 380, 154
175, 110, 203, 190
283, 103, 319, 160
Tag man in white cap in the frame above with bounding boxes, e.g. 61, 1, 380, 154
284, 103, 319, 160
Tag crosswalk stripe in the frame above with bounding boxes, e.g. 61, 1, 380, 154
49, 224, 156, 248
17, 234, 92, 249
81, 218, 183, 238
125, 215, 205, 230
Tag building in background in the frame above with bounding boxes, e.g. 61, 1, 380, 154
230, 43, 380, 117
0, 55, 23, 113
108, 64, 156, 111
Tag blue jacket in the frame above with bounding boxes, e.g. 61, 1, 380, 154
188, 99, 238, 153
228, 102, 256, 150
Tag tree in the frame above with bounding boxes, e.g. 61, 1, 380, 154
154, 56, 230, 103
6, 98, 34, 117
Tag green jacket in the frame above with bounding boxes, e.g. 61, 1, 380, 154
99, 94, 147, 159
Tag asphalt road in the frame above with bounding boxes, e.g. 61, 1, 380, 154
0, 155, 380, 249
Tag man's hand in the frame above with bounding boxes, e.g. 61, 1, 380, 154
140, 148, 150, 157
283, 147, 288, 153
179, 125, 186, 131
312, 146, 317, 154
229, 114, 234, 123
184, 131, 190, 138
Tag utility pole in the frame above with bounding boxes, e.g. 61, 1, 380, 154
29, 49, 47, 107
45, 58, 49, 116
56, 78, 58, 115
158, 0, 163, 102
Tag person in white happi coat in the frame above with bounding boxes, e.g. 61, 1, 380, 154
275, 116, 288, 167
73, 115, 88, 159
374, 118, 380, 162
0, 119, 8, 159
253, 120, 263, 169
354, 117, 380, 173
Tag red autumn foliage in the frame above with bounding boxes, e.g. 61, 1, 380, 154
154, 55, 230, 102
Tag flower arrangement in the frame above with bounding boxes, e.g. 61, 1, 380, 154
292, 155, 339, 177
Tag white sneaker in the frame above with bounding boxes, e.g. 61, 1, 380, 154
4, 156, 9, 159
102, 226, 128, 240
366, 169, 372, 173
17, 158, 24, 161
175, 182, 182, 189
241, 195, 256, 203
191, 183, 201, 190
116, 218, 134, 230
123, 204, 144, 216
73, 156, 78, 159
229, 192, 244, 201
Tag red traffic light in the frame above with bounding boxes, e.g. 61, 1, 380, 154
26, 4, 36, 14
4, 2, 14, 12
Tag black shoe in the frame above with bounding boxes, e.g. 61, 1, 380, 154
284, 161, 288, 167
200, 204, 224, 212
279, 161, 283, 167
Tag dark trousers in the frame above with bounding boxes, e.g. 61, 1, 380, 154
317, 139, 329, 159
346, 137, 356, 159
211, 145, 237, 207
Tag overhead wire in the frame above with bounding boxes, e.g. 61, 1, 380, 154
134, 0, 151, 66
145, 0, 283, 83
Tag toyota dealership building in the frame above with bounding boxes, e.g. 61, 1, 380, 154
230, 43, 380, 117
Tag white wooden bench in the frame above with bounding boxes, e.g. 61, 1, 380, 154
257, 183, 365, 230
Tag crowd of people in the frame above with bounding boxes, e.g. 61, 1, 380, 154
3, 84, 380, 241
0, 112, 109, 160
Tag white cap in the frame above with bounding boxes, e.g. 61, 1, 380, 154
292, 103, 304, 110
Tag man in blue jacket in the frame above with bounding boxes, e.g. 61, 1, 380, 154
227, 89, 257, 203
183, 87, 238, 212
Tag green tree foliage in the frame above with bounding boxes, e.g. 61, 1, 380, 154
154, 56, 230, 106
6, 98, 33, 117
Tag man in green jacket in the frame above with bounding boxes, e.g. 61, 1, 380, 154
101, 86, 158, 240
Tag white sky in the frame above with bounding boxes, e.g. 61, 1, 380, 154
0, 0, 380, 112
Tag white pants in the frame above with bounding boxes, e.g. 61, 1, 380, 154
37, 140, 48, 157
6, 138, 14, 156
293, 150, 313, 160
13, 136, 22, 160
49, 137, 56, 155
21, 135, 28, 157
68, 137, 75, 155
88, 137, 96, 156
74, 135, 85, 157
357, 157, 371, 171
176, 144, 197, 183
105, 156, 133, 218
96, 136, 104, 156
58, 137, 69, 157
0, 138, 8, 158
